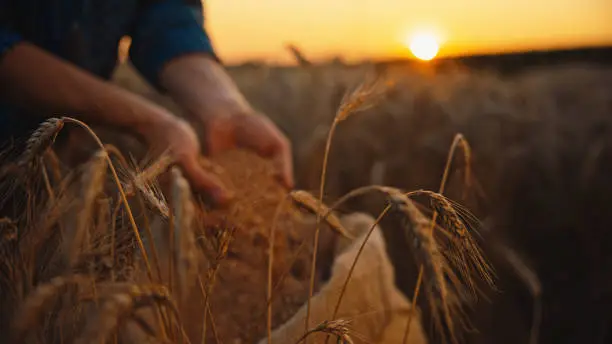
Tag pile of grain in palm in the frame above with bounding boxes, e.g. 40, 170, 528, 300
180, 149, 332, 343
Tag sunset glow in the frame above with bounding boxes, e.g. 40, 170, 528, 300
206, 0, 612, 64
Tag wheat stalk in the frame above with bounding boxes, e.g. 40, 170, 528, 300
401, 133, 480, 344
61, 116, 168, 340
200, 226, 234, 344
330, 203, 392, 321
267, 194, 290, 344
170, 167, 198, 302
306, 76, 388, 340
61, 117, 154, 280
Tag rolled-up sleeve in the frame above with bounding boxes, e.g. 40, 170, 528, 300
129, 0, 219, 90
0, 29, 23, 61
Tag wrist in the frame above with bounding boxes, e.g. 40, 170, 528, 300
160, 53, 253, 121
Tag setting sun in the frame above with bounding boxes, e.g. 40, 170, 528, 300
406, 32, 440, 61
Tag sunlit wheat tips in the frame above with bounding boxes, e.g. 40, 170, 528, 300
335, 76, 389, 122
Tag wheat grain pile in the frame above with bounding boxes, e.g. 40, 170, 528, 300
184, 149, 329, 343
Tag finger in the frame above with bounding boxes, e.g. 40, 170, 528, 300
180, 155, 234, 206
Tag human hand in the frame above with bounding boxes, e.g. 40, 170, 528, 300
204, 110, 294, 190
142, 114, 233, 205
159, 53, 294, 192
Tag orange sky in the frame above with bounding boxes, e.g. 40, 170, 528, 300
205, 0, 612, 64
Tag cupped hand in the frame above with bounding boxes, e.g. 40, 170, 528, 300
158, 53, 294, 195
204, 110, 294, 189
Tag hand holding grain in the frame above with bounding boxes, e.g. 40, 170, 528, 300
205, 111, 294, 190
159, 53, 294, 192
142, 116, 233, 206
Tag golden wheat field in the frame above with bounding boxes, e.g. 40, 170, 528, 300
1, 59, 611, 344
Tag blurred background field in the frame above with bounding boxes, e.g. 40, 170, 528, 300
110, 43, 612, 343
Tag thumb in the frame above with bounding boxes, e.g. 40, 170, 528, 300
179, 155, 233, 206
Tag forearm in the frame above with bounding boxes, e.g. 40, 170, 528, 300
0, 43, 174, 137
159, 53, 252, 120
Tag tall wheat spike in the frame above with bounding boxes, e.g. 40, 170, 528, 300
306, 76, 389, 339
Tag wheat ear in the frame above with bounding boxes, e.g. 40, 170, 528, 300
391, 194, 464, 344
18, 118, 65, 168
296, 319, 354, 344
61, 117, 167, 339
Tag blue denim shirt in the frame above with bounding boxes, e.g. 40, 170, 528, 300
0, 0, 217, 140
